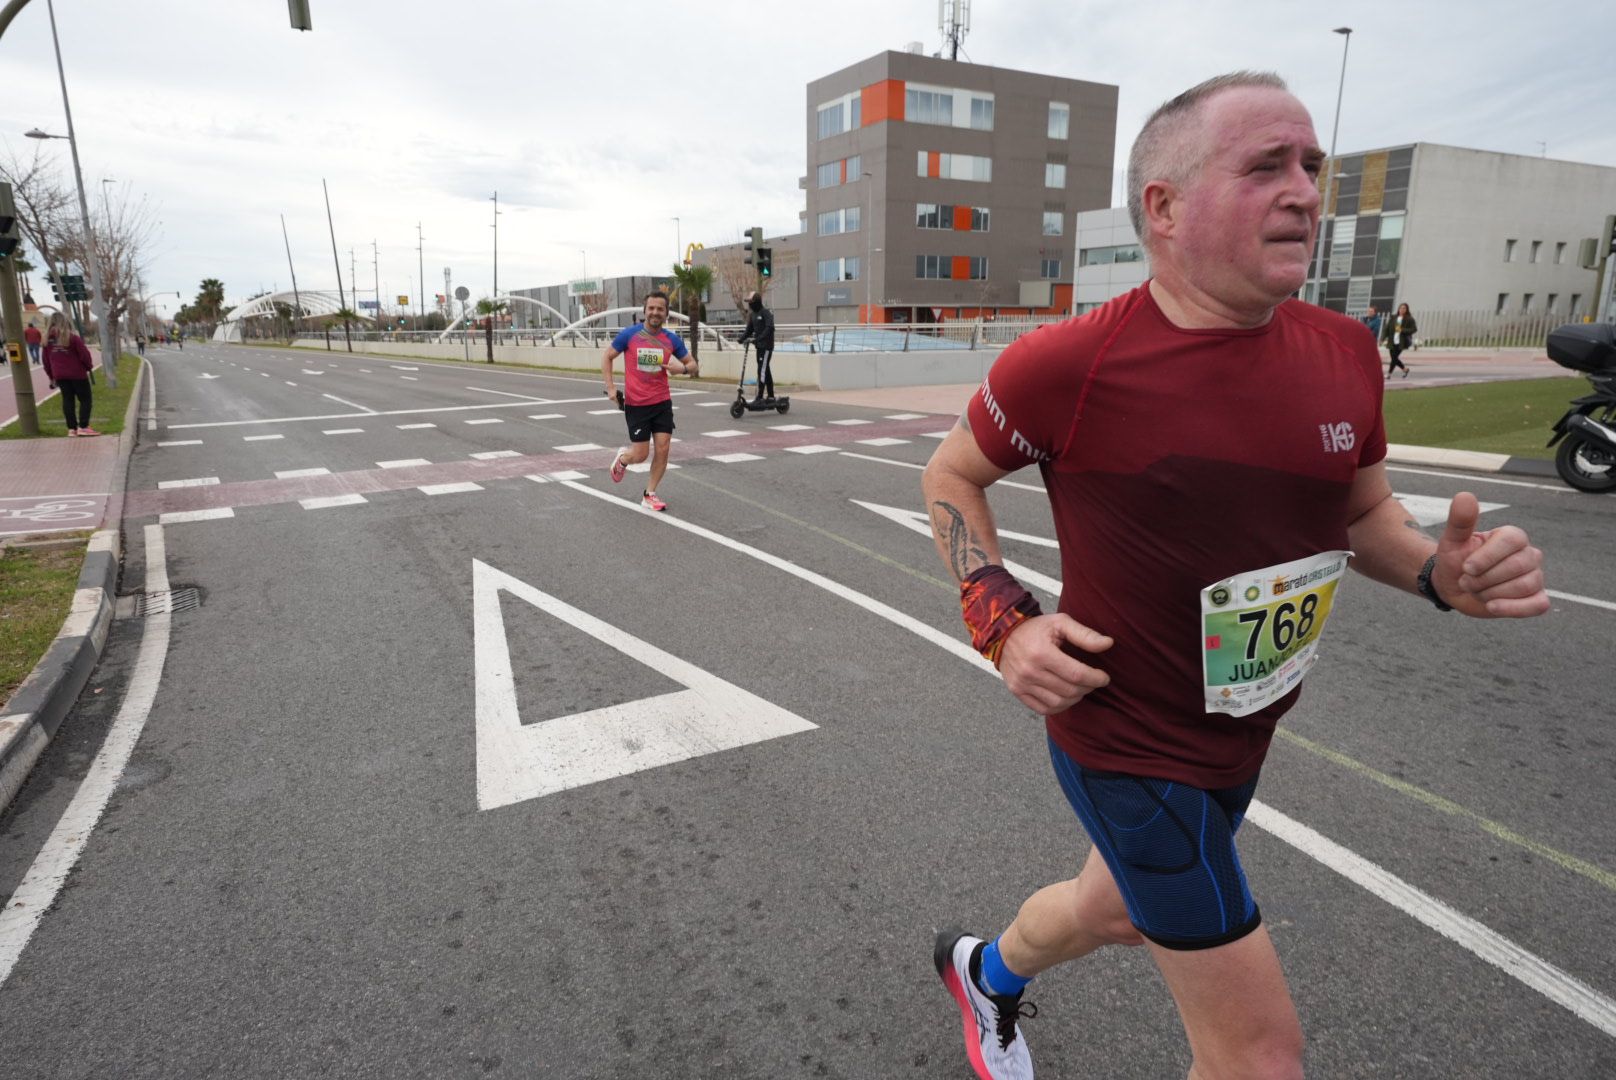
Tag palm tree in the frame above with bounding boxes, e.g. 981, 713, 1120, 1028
331, 306, 359, 351
667, 262, 714, 360
474, 297, 508, 327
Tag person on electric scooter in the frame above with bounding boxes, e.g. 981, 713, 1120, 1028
738, 291, 776, 402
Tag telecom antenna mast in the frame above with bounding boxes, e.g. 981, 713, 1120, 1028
939, 0, 970, 60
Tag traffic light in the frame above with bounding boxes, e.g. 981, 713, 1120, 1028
743, 226, 762, 267
48, 273, 63, 302
757, 247, 773, 278
0, 182, 20, 259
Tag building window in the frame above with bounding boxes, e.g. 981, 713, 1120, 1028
1496, 293, 1509, 314
817, 208, 858, 236
817, 103, 844, 140
1572, 293, 1583, 314
817, 162, 841, 188
818, 257, 859, 283
916, 254, 950, 279
1530, 240, 1542, 264
1346, 278, 1373, 314
918, 151, 992, 181
969, 96, 994, 131
1040, 258, 1062, 279
916, 203, 989, 231
1522, 293, 1534, 312
1079, 243, 1145, 266
916, 203, 941, 230
1547, 292, 1559, 312
1504, 238, 1517, 262
972, 206, 990, 231
1375, 213, 1404, 275
1328, 216, 1355, 278
967, 257, 988, 280
850, 96, 861, 128
1042, 211, 1064, 237
906, 87, 954, 125
1048, 102, 1069, 139
1045, 162, 1066, 188
1555, 241, 1567, 265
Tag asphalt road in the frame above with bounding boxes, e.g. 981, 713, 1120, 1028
1, 342, 1612, 1079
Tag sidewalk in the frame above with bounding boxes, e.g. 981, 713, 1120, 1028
0, 350, 125, 538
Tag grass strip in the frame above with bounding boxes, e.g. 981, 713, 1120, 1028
1381, 375, 1589, 460
0, 534, 90, 708
0, 352, 142, 440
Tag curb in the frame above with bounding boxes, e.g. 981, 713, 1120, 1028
0, 357, 145, 816
1385, 443, 1559, 480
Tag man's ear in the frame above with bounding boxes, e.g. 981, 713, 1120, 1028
1141, 179, 1179, 247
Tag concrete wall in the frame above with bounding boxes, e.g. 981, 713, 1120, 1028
289, 337, 1004, 390
1074, 207, 1150, 310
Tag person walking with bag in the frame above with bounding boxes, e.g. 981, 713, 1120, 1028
1385, 302, 1416, 378
40, 311, 99, 436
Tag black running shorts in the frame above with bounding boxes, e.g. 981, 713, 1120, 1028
624, 400, 675, 443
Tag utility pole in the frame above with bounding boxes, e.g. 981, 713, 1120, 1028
2, 181, 40, 435
322, 178, 351, 351
416, 221, 424, 322
371, 238, 379, 324
281, 213, 303, 338
490, 190, 500, 314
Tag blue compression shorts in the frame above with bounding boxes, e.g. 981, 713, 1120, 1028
1048, 737, 1262, 951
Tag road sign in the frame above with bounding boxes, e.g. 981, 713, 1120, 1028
358, 300, 379, 310
396, 295, 409, 305
454, 285, 470, 302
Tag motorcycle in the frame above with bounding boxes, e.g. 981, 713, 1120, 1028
1545, 322, 1616, 493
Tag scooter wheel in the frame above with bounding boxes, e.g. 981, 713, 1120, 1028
729, 399, 746, 419
776, 399, 790, 415
1555, 433, 1616, 493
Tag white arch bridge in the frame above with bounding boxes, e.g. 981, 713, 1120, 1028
213, 290, 374, 342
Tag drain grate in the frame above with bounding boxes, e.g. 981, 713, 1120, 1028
135, 587, 202, 616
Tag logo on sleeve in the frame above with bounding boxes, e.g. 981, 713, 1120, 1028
1318, 421, 1355, 454
979, 377, 1051, 463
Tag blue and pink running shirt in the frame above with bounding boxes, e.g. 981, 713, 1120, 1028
611, 324, 689, 406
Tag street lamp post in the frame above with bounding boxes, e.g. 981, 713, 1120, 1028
862, 171, 875, 324
490, 191, 499, 308
25, 0, 118, 387
1310, 26, 1353, 310
672, 217, 680, 264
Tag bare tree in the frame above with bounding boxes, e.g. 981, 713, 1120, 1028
709, 233, 773, 317
579, 290, 609, 318
0, 146, 79, 314
54, 184, 159, 348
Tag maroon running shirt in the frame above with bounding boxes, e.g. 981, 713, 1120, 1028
966, 284, 1387, 788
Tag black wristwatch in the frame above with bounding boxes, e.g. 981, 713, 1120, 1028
1416, 554, 1453, 612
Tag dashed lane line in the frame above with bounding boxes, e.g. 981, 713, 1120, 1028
158, 507, 234, 524
419, 482, 483, 495
275, 468, 331, 478
157, 477, 219, 489
300, 494, 368, 510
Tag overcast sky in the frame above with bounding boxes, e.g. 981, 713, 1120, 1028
2, 0, 1612, 319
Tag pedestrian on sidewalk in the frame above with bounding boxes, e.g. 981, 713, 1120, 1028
40, 311, 98, 437
136, 333, 147, 357
1385, 302, 1416, 378
24, 322, 42, 364
738, 290, 777, 401
1362, 304, 1383, 350
921, 71, 1548, 1080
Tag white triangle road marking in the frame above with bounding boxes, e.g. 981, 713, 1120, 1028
850, 499, 1062, 596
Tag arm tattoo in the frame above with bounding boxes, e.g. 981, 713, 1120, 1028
1403, 518, 1430, 537
932, 501, 991, 580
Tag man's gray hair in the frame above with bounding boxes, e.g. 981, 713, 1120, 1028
1126, 71, 1290, 249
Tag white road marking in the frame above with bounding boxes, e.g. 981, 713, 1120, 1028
157, 440, 203, 447
571, 479, 1616, 1039
300, 369, 324, 375
1395, 492, 1507, 527
322, 428, 365, 435
359, 369, 372, 373
1384, 465, 1570, 493
300, 494, 368, 510
284, 381, 298, 386
0, 525, 173, 988
159, 507, 234, 524
390, 365, 418, 371
770, 424, 813, 431
472, 560, 816, 809
1546, 589, 1616, 612
528, 413, 565, 421
709, 453, 763, 464
829, 418, 872, 426
397, 423, 437, 430
885, 413, 926, 420
144, 358, 158, 431
243, 434, 284, 442
466, 386, 553, 403
922, 431, 950, 439
555, 443, 605, 453
703, 430, 746, 438
322, 393, 375, 414
627, 462, 678, 474
695, 401, 729, 407
260, 373, 270, 377
399, 376, 419, 381
275, 467, 331, 478
836, 450, 1048, 493
537, 470, 588, 481
857, 437, 910, 447
420, 482, 483, 495
377, 459, 431, 469
785, 445, 839, 454
196, 373, 220, 380
854, 499, 1061, 596
465, 418, 504, 425
1246, 802, 1616, 1038
157, 477, 219, 490
588, 408, 620, 415
166, 393, 606, 430
471, 450, 522, 460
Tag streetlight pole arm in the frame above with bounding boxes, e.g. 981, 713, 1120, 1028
0, 0, 35, 42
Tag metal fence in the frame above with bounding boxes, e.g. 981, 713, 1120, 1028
293, 317, 1066, 354
1397, 308, 1595, 350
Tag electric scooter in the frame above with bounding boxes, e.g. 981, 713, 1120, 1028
729, 342, 790, 419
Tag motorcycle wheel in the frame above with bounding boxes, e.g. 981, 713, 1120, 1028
1554, 433, 1616, 493
729, 399, 745, 419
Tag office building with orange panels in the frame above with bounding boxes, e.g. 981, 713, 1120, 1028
700, 49, 1118, 325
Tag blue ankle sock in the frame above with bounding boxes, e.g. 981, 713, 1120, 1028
978, 937, 1032, 997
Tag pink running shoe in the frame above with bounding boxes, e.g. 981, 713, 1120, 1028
640, 490, 666, 512
609, 447, 628, 483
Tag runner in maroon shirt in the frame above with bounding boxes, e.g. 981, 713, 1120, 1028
922, 72, 1549, 1080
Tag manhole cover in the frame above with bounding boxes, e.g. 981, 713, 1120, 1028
135, 587, 202, 616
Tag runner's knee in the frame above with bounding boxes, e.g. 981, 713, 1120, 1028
1191, 1031, 1304, 1080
